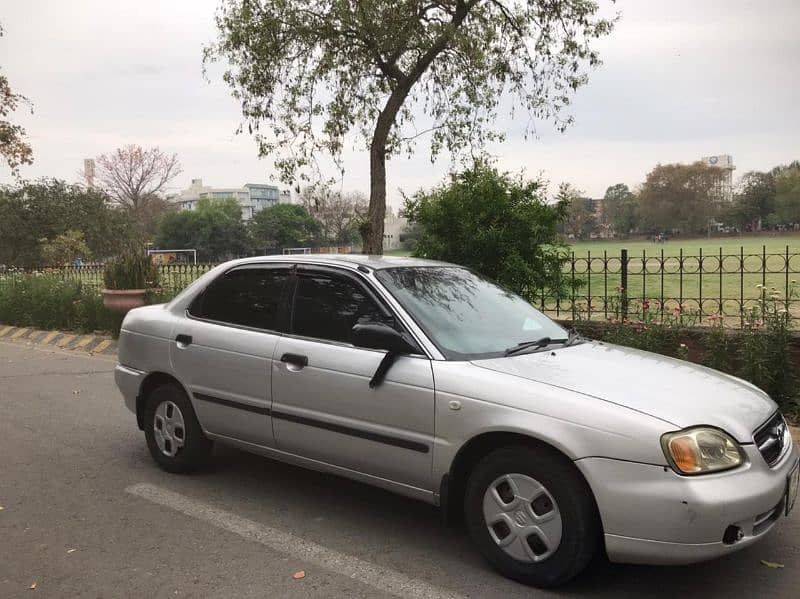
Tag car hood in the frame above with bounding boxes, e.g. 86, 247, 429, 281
471, 341, 776, 442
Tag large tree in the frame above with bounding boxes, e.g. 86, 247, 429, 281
727, 171, 776, 230
155, 198, 250, 262
206, 1, 616, 254
300, 186, 367, 245
602, 183, 637, 237
404, 162, 567, 298
773, 162, 800, 225
250, 203, 320, 251
637, 162, 723, 235
92, 144, 182, 232
0, 24, 33, 177
558, 183, 595, 239
0, 179, 137, 266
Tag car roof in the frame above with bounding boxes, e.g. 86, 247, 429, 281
227, 254, 452, 270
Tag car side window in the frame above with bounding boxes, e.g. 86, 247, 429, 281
291, 273, 395, 344
191, 267, 288, 330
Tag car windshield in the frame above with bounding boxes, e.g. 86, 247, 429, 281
375, 266, 568, 360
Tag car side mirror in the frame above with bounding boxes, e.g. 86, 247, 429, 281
350, 323, 419, 355
350, 323, 421, 388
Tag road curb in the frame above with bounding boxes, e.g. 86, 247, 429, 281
0, 323, 117, 356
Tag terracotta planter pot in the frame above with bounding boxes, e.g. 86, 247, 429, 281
102, 289, 147, 314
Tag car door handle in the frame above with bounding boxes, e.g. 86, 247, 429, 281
175, 334, 193, 347
280, 353, 308, 369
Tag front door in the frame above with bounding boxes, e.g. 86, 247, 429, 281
271, 268, 435, 490
170, 264, 290, 447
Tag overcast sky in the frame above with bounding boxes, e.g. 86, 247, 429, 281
2, 0, 798, 206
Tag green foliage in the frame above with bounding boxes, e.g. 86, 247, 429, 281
602, 183, 638, 237
39, 230, 91, 267
0, 23, 34, 177
772, 163, 800, 225
0, 275, 114, 333
558, 183, 595, 240
249, 203, 320, 250
206, 1, 615, 252
103, 251, 160, 290
637, 162, 723, 234
728, 171, 776, 229
0, 179, 138, 266
404, 162, 568, 300
155, 198, 250, 261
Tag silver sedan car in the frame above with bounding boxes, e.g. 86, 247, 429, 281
115, 255, 799, 587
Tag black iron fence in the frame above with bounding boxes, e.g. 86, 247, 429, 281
539, 246, 800, 327
2, 245, 799, 328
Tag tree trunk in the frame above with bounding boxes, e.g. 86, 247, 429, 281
364, 140, 388, 254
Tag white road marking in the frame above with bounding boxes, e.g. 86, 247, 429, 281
125, 483, 466, 599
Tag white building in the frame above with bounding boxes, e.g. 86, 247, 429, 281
172, 178, 285, 220
383, 207, 409, 251
701, 155, 735, 201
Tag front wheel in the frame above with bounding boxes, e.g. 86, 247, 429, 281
143, 384, 212, 473
464, 445, 600, 587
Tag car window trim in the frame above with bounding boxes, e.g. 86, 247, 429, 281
186, 263, 294, 335
285, 265, 429, 357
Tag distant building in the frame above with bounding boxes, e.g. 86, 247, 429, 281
701, 154, 735, 201
172, 178, 285, 220
383, 207, 409, 251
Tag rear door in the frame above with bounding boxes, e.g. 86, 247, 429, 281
170, 264, 290, 447
271, 267, 435, 490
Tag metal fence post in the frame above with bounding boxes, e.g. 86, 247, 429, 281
620, 248, 628, 320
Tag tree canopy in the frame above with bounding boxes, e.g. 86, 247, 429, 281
0, 24, 33, 177
250, 203, 320, 251
206, 0, 616, 253
0, 179, 137, 267
637, 162, 723, 235
602, 183, 637, 237
155, 198, 250, 262
404, 162, 567, 298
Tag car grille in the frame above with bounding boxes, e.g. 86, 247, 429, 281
753, 412, 789, 467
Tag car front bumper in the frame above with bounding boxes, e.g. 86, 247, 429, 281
577, 441, 799, 565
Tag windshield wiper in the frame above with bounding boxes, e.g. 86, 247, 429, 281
562, 328, 585, 347
504, 336, 567, 357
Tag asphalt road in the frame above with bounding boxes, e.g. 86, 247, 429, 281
1, 340, 799, 598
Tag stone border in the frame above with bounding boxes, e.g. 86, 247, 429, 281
0, 324, 116, 356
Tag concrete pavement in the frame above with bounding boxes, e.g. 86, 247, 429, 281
1, 339, 799, 598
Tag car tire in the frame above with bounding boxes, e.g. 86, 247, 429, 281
464, 445, 600, 587
143, 383, 212, 473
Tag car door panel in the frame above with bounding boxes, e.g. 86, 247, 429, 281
271, 269, 436, 491
272, 337, 434, 488
171, 319, 278, 446
169, 265, 289, 448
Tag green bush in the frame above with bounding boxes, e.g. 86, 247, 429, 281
103, 251, 160, 290
0, 274, 116, 333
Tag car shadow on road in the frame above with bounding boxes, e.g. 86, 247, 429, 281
139, 443, 797, 599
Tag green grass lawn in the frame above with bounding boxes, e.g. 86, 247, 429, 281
568, 234, 800, 258
559, 235, 800, 324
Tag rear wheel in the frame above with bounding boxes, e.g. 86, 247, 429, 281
464, 446, 600, 587
143, 384, 211, 473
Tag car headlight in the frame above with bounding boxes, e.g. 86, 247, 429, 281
661, 427, 745, 475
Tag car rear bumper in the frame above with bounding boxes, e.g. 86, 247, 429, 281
577, 442, 798, 565
114, 363, 144, 415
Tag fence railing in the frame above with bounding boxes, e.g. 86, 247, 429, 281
539, 245, 800, 327
3, 246, 799, 328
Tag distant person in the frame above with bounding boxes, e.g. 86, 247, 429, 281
73, 256, 83, 267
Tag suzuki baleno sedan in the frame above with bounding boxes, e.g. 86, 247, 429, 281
115, 255, 799, 587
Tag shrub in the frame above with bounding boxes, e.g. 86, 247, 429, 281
404, 162, 570, 301
103, 251, 160, 290
0, 274, 116, 333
